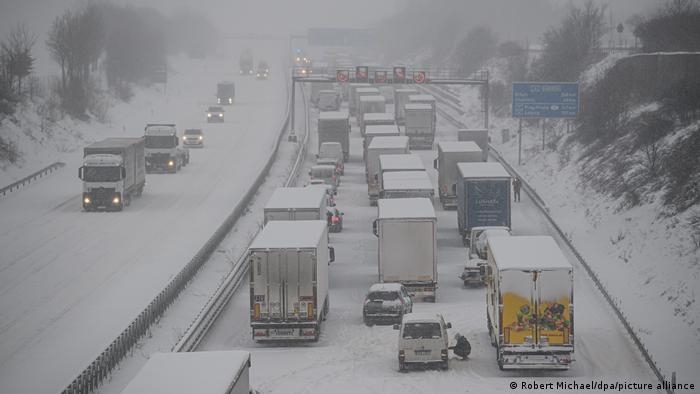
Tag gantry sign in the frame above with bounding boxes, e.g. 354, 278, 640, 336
289, 66, 490, 140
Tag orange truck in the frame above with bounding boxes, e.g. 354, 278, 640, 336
485, 236, 574, 370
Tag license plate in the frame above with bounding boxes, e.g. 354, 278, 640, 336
414, 349, 431, 355
271, 328, 297, 337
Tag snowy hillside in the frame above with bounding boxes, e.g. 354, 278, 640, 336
454, 53, 700, 379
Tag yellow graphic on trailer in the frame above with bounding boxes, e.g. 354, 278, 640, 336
502, 292, 571, 345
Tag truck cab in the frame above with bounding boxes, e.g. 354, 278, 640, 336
144, 124, 189, 173
216, 81, 235, 105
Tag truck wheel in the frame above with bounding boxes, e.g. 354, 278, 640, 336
322, 297, 329, 321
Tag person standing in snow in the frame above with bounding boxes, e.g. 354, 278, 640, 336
450, 333, 471, 360
513, 177, 521, 202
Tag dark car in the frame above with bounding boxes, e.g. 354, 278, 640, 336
182, 128, 204, 148
256, 61, 269, 80
207, 106, 224, 123
363, 283, 413, 326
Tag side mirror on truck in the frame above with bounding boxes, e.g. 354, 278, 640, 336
121, 167, 126, 179
372, 219, 378, 237
328, 246, 335, 263
78, 166, 84, 180
433, 158, 438, 170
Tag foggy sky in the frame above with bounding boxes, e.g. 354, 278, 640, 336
0, 0, 661, 76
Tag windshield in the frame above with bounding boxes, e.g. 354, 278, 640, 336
403, 322, 442, 339
184, 129, 202, 135
312, 168, 334, 178
83, 166, 121, 182
145, 135, 175, 148
368, 291, 398, 301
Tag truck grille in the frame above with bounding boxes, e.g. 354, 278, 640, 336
91, 187, 115, 206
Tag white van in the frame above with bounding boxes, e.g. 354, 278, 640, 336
393, 312, 452, 371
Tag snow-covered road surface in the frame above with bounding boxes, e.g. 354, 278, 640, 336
0, 39, 289, 393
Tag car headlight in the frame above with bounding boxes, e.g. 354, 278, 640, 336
217, 98, 221, 103
207, 113, 212, 117
218, 113, 223, 117
168, 160, 174, 166
228, 98, 232, 103
112, 196, 120, 204
198, 136, 203, 140
84, 197, 91, 204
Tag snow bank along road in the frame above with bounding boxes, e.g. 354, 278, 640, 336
198, 89, 661, 393
0, 39, 289, 393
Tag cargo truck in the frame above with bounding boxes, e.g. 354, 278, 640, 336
366, 136, 409, 205
249, 220, 333, 342
263, 187, 327, 224
144, 124, 189, 173
433, 141, 483, 209
318, 89, 340, 111
239, 49, 254, 75
485, 236, 574, 370
457, 128, 489, 161
79, 138, 146, 211
363, 124, 400, 162
378, 154, 426, 197
381, 171, 434, 200
121, 351, 251, 394
311, 81, 333, 106
404, 103, 435, 149
393, 88, 417, 125
456, 162, 511, 243
216, 81, 235, 105
373, 198, 437, 302
358, 95, 386, 134
353, 87, 380, 117
348, 83, 372, 116
318, 111, 350, 161
361, 112, 395, 136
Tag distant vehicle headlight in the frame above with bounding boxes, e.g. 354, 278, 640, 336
112, 196, 120, 204
217, 98, 221, 104
207, 113, 212, 117
228, 98, 232, 104
168, 160, 175, 167
84, 197, 91, 204
198, 136, 203, 140
218, 113, 223, 117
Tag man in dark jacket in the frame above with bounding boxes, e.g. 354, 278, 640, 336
450, 333, 471, 360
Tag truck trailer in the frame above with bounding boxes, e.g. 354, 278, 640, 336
363, 124, 400, 162
361, 112, 395, 136
456, 162, 511, 242
263, 187, 327, 224
121, 351, 251, 394
366, 136, 410, 205
373, 198, 437, 302
352, 87, 380, 117
393, 88, 417, 125
318, 111, 350, 161
485, 236, 574, 370
380, 170, 434, 200
358, 95, 387, 135
79, 138, 146, 211
348, 83, 372, 116
457, 128, 489, 161
434, 141, 483, 209
404, 103, 435, 149
249, 220, 333, 342
378, 154, 427, 197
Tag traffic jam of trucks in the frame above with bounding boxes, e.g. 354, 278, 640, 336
113, 62, 582, 381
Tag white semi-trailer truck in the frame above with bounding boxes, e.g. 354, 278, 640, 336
249, 220, 333, 342
485, 236, 574, 370
373, 198, 437, 302
263, 187, 328, 224
79, 138, 146, 211
366, 136, 410, 205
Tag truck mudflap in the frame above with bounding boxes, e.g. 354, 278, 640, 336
251, 321, 320, 342
498, 346, 574, 370
402, 282, 437, 303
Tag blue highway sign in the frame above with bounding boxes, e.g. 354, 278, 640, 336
512, 82, 579, 118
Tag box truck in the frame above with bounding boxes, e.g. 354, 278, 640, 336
373, 198, 437, 302
361, 112, 395, 136
457, 128, 489, 161
358, 95, 386, 134
348, 83, 371, 116
456, 162, 511, 242
79, 138, 146, 211
433, 141, 483, 209
318, 111, 350, 161
216, 81, 235, 105
366, 136, 410, 205
381, 170, 434, 200
121, 351, 251, 394
363, 124, 400, 162
249, 220, 333, 342
378, 153, 425, 195
263, 187, 327, 224
404, 103, 435, 149
353, 87, 380, 117
394, 88, 417, 125
485, 236, 574, 370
